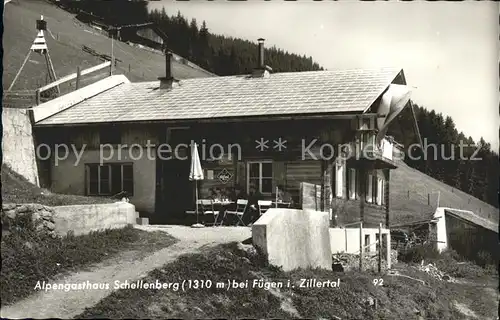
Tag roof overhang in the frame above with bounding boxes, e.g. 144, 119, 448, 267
444, 208, 498, 233
32, 75, 130, 124
35, 111, 373, 128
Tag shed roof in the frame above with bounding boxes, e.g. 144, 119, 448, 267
445, 208, 498, 233
36, 67, 402, 126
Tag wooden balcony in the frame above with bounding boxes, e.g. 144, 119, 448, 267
347, 130, 397, 169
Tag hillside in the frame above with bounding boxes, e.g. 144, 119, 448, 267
77, 242, 498, 319
1, 163, 114, 206
2, 0, 213, 106
390, 159, 499, 226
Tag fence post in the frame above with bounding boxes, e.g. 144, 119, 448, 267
378, 223, 382, 273
35, 89, 41, 105
76, 66, 81, 89
386, 230, 391, 269
359, 221, 363, 271
407, 190, 410, 199
345, 228, 348, 252
427, 193, 430, 205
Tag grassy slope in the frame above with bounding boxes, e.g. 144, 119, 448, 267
1, 163, 115, 206
3, 0, 213, 106
77, 243, 498, 319
389, 159, 499, 226
1, 225, 178, 305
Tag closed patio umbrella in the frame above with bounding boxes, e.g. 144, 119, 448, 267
189, 142, 204, 228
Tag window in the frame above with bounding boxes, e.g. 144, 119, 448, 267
86, 163, 133, 196
247, 161, 273, 194
364, 171, 385, 206
99, 126, 121, 145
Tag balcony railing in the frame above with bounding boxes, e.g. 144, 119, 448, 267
349, 130, 396, 168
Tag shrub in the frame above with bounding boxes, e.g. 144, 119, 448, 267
398, 244, 440, 263
476, 250, 494, 267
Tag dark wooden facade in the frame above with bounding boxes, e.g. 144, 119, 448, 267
35, 115, 397, 226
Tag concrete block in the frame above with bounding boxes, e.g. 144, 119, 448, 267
52, 202, 136, 236
252, 208, 332, 271
136, 217, 149, 225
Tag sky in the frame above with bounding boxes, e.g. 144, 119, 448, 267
150, 1, 499, 149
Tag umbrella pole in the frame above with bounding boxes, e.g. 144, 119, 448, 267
195, 180, 199, 224
276, 186, 278, 208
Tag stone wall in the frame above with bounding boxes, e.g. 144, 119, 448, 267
2, 108, 39, 186
1, 203, 57, 237
252, 208, 332, 271
1, 202, 136, 237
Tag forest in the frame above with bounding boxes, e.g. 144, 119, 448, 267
55, 0, 499, 208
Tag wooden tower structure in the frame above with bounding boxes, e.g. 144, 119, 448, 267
7, 15, 60, 99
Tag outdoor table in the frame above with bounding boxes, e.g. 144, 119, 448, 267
271, 202, 291, 208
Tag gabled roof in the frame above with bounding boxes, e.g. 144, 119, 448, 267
35, 67, 402, 126
444, 208, 498, 233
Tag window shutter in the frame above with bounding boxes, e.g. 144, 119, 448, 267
349, 168, 356, 200
335, 160, 344, 198
273, 162, 286, 190
376, 176, 383, 205
367, 174, 373, 203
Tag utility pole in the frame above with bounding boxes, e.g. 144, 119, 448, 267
110, 33, 115, 76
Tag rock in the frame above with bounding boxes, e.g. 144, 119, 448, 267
5, 209, 17, 219
31, 211, 41, 222
442, 275, 451, 281
33, 204, 44, 211
236, 242, 257, 257
41, 210, 53, 219
49, 232, 61, 239
43, 221, 56, 230
2, 203, 16, 211
17, 205, 29, 213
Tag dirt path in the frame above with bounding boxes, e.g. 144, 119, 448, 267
0, 225, 251, 319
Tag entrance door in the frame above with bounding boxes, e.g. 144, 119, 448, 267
160, 128, 193, 223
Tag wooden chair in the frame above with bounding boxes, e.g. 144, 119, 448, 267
224, 199, 248, 226
257, 200, 272, 216
200, 199, 218, 226
186, 200, 217, 226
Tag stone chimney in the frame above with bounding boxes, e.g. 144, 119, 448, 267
158, 50, 179, 89
252, 38, 272, 78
